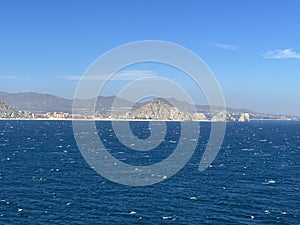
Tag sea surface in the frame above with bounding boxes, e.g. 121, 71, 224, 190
0, 120, 299, 224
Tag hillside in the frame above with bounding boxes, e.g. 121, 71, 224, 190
120, 99, 207, 121
0, 92, 72, 113
0, 92, 136, 114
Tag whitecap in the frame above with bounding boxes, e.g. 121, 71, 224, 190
162, 216, 172, 220
129, 211, 136, 215
263, 179, 276, 185
189, 196, 197, 200
241, 148, 254, 151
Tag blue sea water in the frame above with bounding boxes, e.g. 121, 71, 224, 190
0, 120, 299, 224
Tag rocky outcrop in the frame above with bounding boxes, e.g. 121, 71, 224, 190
211, 111, 235, 122
238, 113, 250, 122
192, 112, 207, 121
0, 100, 34, 118
122, 99, 207, 121
125, 99, 189, 120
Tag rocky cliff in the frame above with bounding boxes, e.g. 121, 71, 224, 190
0, 101, 33, 118
211, 111, 235, 122
238, 113, 250, 122
118, 99, 207, 121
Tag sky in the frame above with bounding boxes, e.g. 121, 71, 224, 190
0, 0, 300, 115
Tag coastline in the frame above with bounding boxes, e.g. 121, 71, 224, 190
0, 118, 298, 122
0, 118, 209, 122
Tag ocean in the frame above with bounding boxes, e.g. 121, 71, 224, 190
0, 120, 299, 224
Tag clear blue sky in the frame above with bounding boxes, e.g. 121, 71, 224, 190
0, 0, 299, 115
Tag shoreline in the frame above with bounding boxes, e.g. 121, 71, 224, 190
0, 118, 209, 122
0, 118, 299, 122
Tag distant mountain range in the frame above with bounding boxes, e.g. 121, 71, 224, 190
0, 91, 299, 120
0, 91, 133, 114
0, 91, 253, 115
